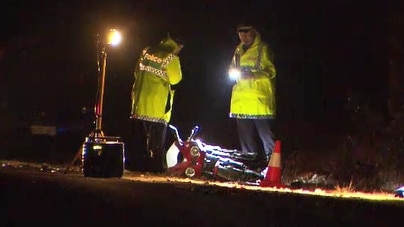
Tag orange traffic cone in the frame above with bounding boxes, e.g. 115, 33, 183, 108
260, 140, 285, 188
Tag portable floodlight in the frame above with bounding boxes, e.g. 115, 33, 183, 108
81, 28, 125, 178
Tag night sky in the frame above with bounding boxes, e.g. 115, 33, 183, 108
0, 0, 400, 152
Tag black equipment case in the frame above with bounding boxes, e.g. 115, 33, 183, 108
82, 136, 125, 178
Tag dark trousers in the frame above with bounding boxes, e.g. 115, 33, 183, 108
143, 121, 167, 159
130, 119, 167, 171
236, 118, 275, 159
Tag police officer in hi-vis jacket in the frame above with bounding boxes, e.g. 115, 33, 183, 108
228, 22, 277, 169
130, 34, 183, 172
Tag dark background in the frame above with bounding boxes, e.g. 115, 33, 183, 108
0, 0, 402, 157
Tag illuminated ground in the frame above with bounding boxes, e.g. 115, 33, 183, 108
1, 159, 404, 226
3, 159, 403, 203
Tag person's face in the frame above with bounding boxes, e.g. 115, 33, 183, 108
238, 28, 256, 46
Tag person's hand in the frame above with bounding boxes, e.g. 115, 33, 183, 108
241, 70, 254, 79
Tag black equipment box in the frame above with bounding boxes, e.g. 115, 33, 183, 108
82, 136, 125, 178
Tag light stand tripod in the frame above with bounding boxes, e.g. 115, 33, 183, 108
65, 29, 124, 178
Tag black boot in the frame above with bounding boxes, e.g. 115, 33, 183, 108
146, 149, 165, 173
251, 154, 270, 171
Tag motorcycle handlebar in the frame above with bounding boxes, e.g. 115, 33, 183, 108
187, 126, 200, 141
168, 124, 182, 143
168, 124, 200, 142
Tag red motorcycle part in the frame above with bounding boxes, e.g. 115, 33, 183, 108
167, 141, 206, 178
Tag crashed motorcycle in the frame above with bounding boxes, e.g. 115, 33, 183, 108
165, 124, 265, 183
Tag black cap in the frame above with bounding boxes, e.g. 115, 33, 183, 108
237, 22, 255, 29
236, 17, 259, 31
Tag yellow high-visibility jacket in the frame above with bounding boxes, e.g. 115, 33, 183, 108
131, 37, 182, 124
229, 33, 276, 119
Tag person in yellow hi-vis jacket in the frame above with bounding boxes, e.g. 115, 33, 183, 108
228, 22, 277, 169
130, 34, 183, 172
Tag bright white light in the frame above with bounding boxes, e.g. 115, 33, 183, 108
228, 68, 241, 80
107, 29, 122, 46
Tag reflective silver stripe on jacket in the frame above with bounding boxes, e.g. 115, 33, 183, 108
236, 43, 264, 72
139, 63, 167, 81
162, 54, 174, 67
139, 53, 175, 81
131, 114, 167, 124
229, 113, 274, 119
